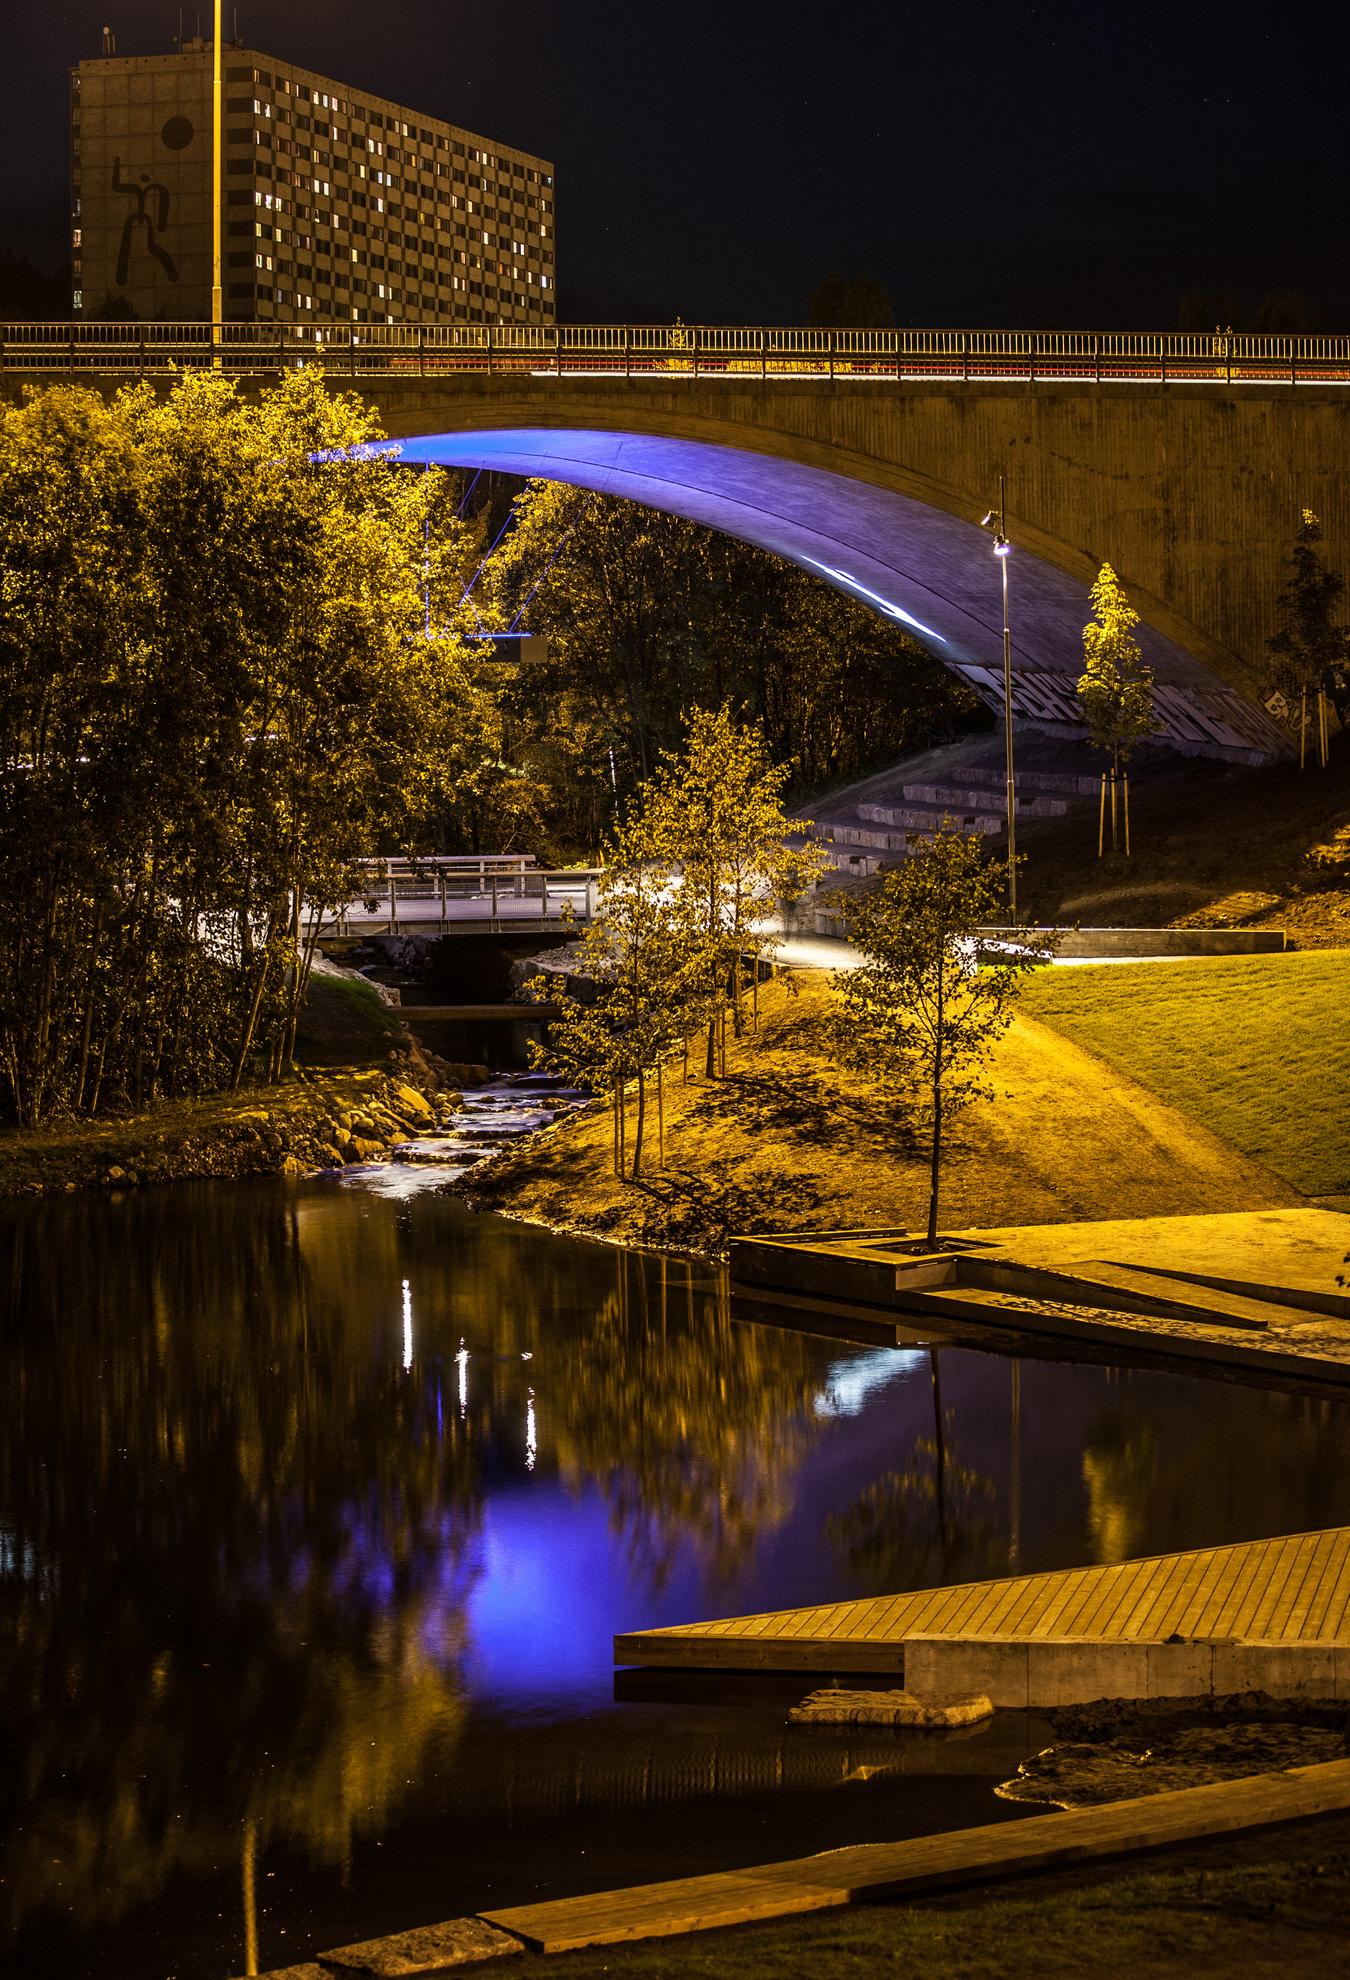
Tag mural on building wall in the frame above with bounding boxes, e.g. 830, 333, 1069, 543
112, 157, 178, 284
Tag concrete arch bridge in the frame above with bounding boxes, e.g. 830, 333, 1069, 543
10, 321, 1350, 758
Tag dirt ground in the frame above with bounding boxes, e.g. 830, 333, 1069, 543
462, 972, 1296, 1253
1015, 740, 1350, 944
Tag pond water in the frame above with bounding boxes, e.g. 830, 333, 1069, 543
4, 1179, 1350, 1979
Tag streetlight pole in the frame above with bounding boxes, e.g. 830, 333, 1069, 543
981, 474, 1017, 921
211, 0, 223, 353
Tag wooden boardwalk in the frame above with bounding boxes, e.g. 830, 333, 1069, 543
481, 1759, 1350, 1952
615, 1526, 1350, 1674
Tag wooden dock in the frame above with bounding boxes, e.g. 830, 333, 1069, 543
480, 1759, 1350, 1953
615, 1527, 1350, 1701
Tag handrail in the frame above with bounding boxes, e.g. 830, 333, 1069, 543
1, 321, 1347, 385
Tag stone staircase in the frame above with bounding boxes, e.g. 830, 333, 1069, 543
813, 761, 1100, 875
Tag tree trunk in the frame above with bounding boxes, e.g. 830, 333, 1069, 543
632, 1069, 645, 1179
230, 952, 271, 1092
926, 975, 944, 1246
931, 1348, 949, 1558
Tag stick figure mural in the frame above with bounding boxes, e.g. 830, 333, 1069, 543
112, 157, 178, 284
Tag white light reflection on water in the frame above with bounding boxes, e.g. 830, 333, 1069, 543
402, 1279, 414, 1372
813, 1346, 925, 1418
456, 1337, 470, 1417
525, 1389, 537, 1471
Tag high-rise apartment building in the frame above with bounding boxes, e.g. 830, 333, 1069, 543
69, 37, 556, 324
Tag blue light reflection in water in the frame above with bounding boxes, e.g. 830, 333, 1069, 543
6, 1178, 1350, 1980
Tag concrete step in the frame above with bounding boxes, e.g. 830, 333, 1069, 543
824, 812, 1002, 852
956, 764, 1102, 797
898, 782, 1070, 817
857, 800, 999, 830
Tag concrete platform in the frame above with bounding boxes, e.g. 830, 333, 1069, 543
615, 1526, 1350, 1703
730, 1209, 1350, 1385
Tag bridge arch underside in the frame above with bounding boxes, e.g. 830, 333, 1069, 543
382, 427, 1284, 762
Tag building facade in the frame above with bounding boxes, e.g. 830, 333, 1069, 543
70, 38, 556, 325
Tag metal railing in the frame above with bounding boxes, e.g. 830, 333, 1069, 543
312, 856, 602, 935
3, 321, 1349, 386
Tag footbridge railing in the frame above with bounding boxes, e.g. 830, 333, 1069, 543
310, 855, 601, 937
3, 321, 1349, 386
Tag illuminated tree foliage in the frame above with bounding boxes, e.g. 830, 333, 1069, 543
1076, 562, 1158, 855
833, 829, 1048, 1244
0, 372, 487, 1124
641, 706, 826, 1073
527, 809, 707, 1179
482, 480, 980, 853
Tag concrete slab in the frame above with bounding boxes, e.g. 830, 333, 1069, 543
1211, 1640, 1340, 1700
319, 1918, 524, 1974
788, 1687, 992, 1727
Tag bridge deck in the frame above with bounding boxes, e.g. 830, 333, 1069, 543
614, 1527, 1350, 1673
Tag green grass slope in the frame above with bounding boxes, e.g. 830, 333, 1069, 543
1020, 952, 1350, 1196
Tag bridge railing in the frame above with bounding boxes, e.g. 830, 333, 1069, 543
310, 857, 603, 935
3, 321, 1349, 384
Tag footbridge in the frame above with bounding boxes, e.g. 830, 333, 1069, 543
9, 320, 1350, 758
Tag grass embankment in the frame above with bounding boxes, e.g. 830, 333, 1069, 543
0, 972, 479, 1196
1020, 951, 1350, 1198
1017, 743, 1350, 946
541, 1814, 1350, 1980
462, 964, 1309, 1253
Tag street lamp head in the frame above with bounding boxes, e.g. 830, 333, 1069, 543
980, 506, 1011, 553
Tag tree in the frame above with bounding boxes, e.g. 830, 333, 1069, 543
1077, 563, 1158, 856
640, 707, 826, 1075
832, 829, 1049, 1245
0, 371, 487, 1123
1266, 510, 1350, 768
526, 810, 705, 1180
482, 479, 977, 851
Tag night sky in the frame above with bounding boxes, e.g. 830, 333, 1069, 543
4, 0, 1348, 327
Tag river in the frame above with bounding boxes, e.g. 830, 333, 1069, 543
4, 1177, 1350, 1978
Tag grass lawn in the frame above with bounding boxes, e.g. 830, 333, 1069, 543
1020, 951, 1350, 1197
540, 1812, 1350, 1979
465, 970, 1294, 1252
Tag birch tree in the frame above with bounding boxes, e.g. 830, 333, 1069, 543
1077, 563, 1157, 856
833, 829, 1049, 1245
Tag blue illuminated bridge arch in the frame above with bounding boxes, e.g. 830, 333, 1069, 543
371, 425, 1285, 759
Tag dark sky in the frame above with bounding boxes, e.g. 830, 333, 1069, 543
3, 0, 1348, 326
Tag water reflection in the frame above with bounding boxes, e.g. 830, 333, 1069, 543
4, 1182, 1350, 1978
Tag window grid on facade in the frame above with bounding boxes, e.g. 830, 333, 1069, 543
70, 37, 555, 327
